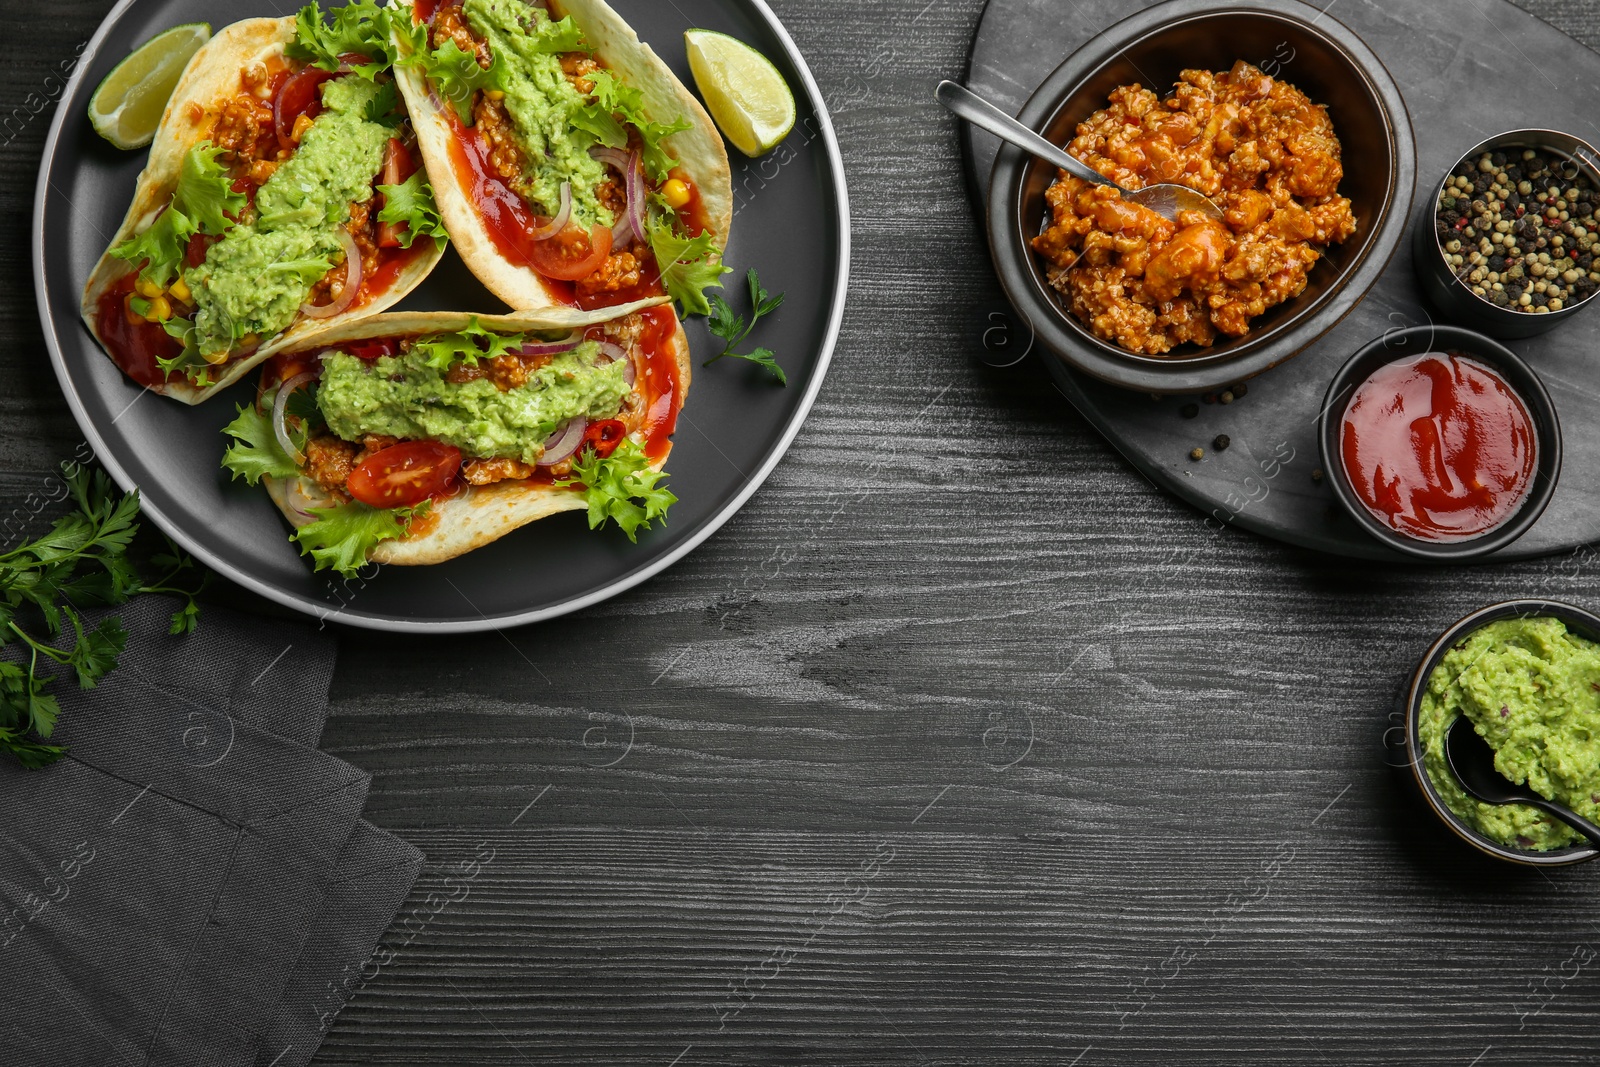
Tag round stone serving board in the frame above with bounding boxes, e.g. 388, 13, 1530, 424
961, 0, 1600, 561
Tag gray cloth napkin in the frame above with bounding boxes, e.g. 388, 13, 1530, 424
1, 596, 421, 1067
260, 820, 426, 1066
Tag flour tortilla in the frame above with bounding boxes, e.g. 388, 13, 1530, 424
390, 0, 733, 309
80, 17, 445, 405
261, 298, 690, 566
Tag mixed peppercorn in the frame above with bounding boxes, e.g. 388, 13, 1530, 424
1434, 147, 1600, 315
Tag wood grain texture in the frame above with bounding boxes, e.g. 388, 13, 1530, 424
7, 0, 1600, 1064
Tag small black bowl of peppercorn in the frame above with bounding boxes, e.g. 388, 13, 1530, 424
1414, 129, 1600, 339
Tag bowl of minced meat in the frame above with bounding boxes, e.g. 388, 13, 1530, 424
1030, 60, 1357, 357
1406, 603, 1600, 865
985, 0, 1413, 393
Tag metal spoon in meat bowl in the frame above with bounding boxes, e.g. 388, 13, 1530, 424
935, 80, 1224, 224
1445, 715, 1600, 848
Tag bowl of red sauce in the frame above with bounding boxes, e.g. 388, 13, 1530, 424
1318, 325, 1561, 560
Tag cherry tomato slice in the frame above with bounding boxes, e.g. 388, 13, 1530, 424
381, 137, 414, 186
274, 66, 335, 147
341, 338, 400, 361
346, 441, 462, 508
582, 419, 627, 459
186, 231, 219, 268
527, 224, 613, 281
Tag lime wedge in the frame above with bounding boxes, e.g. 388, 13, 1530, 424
684, 29, 795, 158
89, 22, 211, 150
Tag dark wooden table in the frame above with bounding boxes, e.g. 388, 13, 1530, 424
8, 1, 1600, 1063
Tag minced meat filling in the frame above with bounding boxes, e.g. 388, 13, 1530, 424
1030, 60, 1357, 356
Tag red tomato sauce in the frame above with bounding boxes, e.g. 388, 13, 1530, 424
362, 242, 430, 307
438, 106, 579, 308
630, 305, 681, 462
95, 276, 183, 388
669, 166, 710, 238
1339, 352, 1538, 542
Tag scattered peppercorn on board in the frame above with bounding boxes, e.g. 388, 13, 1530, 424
964, 0, 1600, 561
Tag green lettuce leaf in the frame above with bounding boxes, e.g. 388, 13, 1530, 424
525, 13, 588, 54
413, 39, 503, 124
293, 501, 425, 578
154, 350, 215, 389
577, 70, 692, 183
377, 171, 449, 250
647, 215, 728, 318
556, 438, 676, 543
220, 403, 302, 485
285, 0, 398, 78
109, 139, 242, 288
109, 205, 192, 290
414, 317, 525, 370
267, 255, 338, 284
176, 142, 246, 234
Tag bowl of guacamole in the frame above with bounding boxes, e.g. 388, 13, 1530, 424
1402, 600, 1600, 866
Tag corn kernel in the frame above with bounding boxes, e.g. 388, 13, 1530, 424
485, 89, 505, 101
135, 277, 163, 299
203, 347, 230, 365
149, 296, 172, 322
169, 276, 191, 303
662, 179, 691, 209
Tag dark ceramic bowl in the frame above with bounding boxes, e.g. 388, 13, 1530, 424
986, 0, 1415, 394
1317, 325, 1561, 561
1413, 129, 1600, 340
1399, 599, 1600, 867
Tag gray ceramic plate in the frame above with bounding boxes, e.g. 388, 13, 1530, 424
34, 0, 848, 633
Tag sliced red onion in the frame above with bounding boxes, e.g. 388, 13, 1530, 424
611, 207, 635, 247
539, 417, 588, 466
591, 146, 645, 246
271, 371, 319, 468
531, 181, 572, 241
286, 478, 335, 524
517, 334, 581, 357
592, 341, 637, 389
300, 227, 363, 319
624, 149, 646, 243
590, 145, 631, 171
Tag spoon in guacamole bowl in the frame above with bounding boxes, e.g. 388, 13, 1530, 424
1446, 716, 1600, 848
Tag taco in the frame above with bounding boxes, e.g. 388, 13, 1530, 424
82, 2, 450, 404
390, 0, 733, 315
219, 300, 688, 575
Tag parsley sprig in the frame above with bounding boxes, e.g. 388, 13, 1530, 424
0, 464, 206, 768
704, 268, 786, 385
